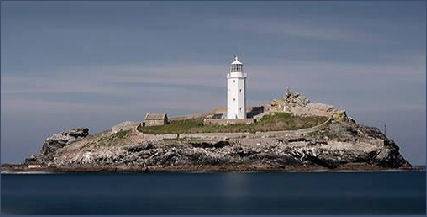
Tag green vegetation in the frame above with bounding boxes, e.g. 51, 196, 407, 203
138, 112, 328, 134
88, 129, 131, 147
112, 129, 130, 140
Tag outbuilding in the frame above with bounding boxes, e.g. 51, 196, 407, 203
143, 113, 168, 127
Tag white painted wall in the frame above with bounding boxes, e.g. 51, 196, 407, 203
227, 57, 247, 119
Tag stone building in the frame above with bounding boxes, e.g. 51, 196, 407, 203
143, 113, 168, 127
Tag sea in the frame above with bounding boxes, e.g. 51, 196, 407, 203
1, 171, 425, 214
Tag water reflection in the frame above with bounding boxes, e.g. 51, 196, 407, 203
1, 172, 425, 214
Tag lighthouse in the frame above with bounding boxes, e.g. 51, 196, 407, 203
227, 56, 247, 119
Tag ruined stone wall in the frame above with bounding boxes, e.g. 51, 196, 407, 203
169, 112, 211, 121
203, 119, 255, 126
140, 118, 330, 141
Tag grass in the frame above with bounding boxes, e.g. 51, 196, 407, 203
112, 129, 130, 140
138, 112, 328, 134
88, 129, 131, 147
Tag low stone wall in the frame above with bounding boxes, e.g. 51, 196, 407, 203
142, 133, 179, 141
141, 118, 331, 141
169, 112, 211, 121
203, 119, 255, 126
142, 132, 250, 141
180, 132, 250, 140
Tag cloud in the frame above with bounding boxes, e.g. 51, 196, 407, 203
3, 52, 424, 101
1, 63, 226, 94
207, 17, 389, 43
1, 63, 232, 117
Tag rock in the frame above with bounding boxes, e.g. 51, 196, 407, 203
16, 89, 411, 172
23, 155, 38, 165
81, 151, 94, 164
283, 88, 310, 106
269, 89, 311, 112
42, 128, 89, 155
25, 128, 89, 165
190, 141, 230, 149
33, 120, 411, 171
268, 89, 348, 121
112, 121, 138, 133
125, 143, 154, 152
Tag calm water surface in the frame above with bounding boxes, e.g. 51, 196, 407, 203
1, 171, 425, 214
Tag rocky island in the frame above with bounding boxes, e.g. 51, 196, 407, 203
1, 89, 412, 173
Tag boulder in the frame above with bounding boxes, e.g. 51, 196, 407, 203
269, 88, 348, 121
24, 128, 89, 165
283, 88, 310, 106
270, 88, 310, 112
41, 128, 89, 155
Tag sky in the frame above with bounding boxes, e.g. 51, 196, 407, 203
1, 1, 426, 165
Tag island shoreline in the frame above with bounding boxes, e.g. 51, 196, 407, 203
3, 89, 416, 173
1, 163, 423, 174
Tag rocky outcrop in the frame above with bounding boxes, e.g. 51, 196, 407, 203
42, 128, 89, 155
268, 88, 348, 121
282, 88, 311, 106
25, 128, 89, 165
18, 90, 411, 172
21, 119, 410, 171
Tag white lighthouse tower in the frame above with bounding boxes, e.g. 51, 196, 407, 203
227, 56, 247, 119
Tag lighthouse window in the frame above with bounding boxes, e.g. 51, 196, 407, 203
233, 98, 235, 101
239, 107, 242, 111
231, 65, 242, 72
239, 89, 242, 92
233, 80, 235, 83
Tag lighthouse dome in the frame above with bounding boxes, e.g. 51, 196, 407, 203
230, 56, 243, 72
231, 56, 242, 65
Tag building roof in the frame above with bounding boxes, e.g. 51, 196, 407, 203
231, 56, 242, 65
144, 113, 167, 120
